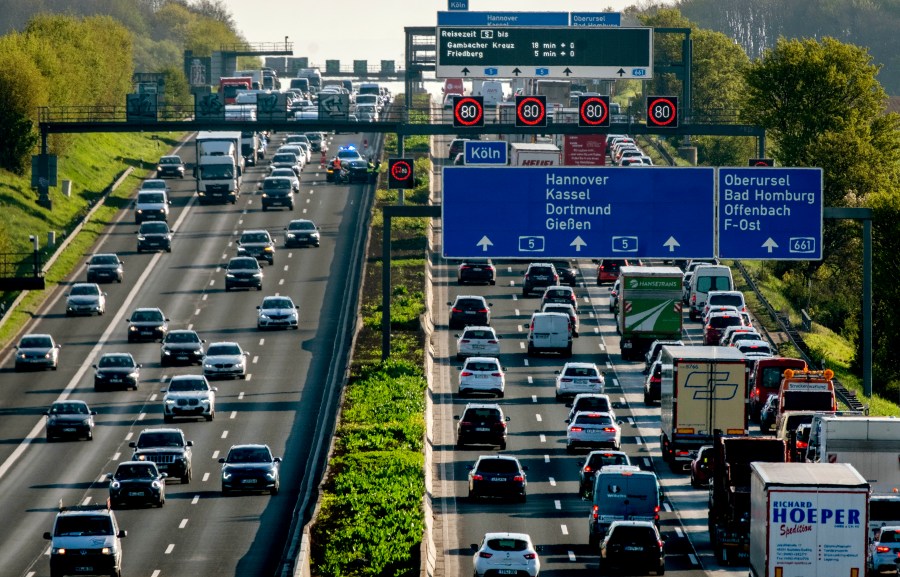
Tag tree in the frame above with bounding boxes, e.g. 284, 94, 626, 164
0, 38, 46, 173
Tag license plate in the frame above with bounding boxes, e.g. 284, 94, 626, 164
140, 330, 152, 335
176, 355, 188, 359
575, 379, 588, 384
241, 478, 257, 484
535, 333, 549, 338
465, 310, 475, 314
625, 546, 643, 551
490, 478, 506, 482
75, 567, 93, 572
475, 427, 490, 432
63, 428, 76, 432
498, 571, 517, 575
475, 374, 489, 379
110, 378, 122, 383
129, 491, 143, 496
472, 268, 482, 272
471, 345, 485, 349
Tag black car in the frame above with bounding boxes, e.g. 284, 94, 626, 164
578, 450, 631, 498
129, 428, 193, 484
126, 307, 169, 342
93, 353, 141, 391
283, 219, 321, 247
455, 403, 509, 449
107, 461, 166, 508
342, 158, 371, 183
225, 257, 263, 291
236, 230, 275, 265
136, 221, 173, 253
160, 330, 205, 366
547, 260, 577, 287
156, 155, 185, 178
86, 253, 124, 283
457, 259, 496, 285
261, 177, 294, 211
522, 262, 559, 297
219, 444, 282, 495
45, 400, 96, 442
599, 521, 666, 575
643, 361, 663, 405
448, 295, 492, 329
759, 394, 779, 434
467, 455, 527, 502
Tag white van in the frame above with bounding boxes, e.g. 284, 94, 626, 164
475, 80, 504, 107
525, 312, 572, 357
688, 265, 734, 320
588, 465, 661, 548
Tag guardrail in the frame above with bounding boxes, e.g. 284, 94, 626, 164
734, 262, 866, 412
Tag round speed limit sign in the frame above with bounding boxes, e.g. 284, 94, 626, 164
646, 96, 679, 128
453, 96, 484, 128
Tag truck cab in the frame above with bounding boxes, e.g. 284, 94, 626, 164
749, 357, 807, 422
775, 368, 837, 430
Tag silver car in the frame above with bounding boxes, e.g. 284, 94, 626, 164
203, 342, 249, 380
14, 333, 60, 371
566, 411, 621, 452
162, 375, 216, 422
269, 168, 300, 192
256, 295, 299, 329
65, 283, 106, 316
455, 326, 500, 361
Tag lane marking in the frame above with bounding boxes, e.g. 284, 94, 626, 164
179, 518, 188, 529
202, 472, 210, 482
259, 338, 265, 346
663, 502, 673, 512
560, 524, 568, 535
539, 434, 546, 443
598, 343, 605, 351
527, 376, 533, 384
549, 477, 556, 487
636, 437, 643, 445
605, 362, 612, 368
252, 356, 259, 364
519, 342, 525, 350
612, 378, 619, 387
191, 495, 199, 505
544, 455, 550, 463
82, 496, 92, 506
626, 417, 634, 426
514, 309, 520, 316
125, 432, 133, 441
619, 397, 627, 405
688, 553, 699, 566
187, 323, 193, 331
554, 500, 561, 510
165, 544, 175, 554
138, 413, 146, 421
594, 327, 599, 334
508, 280, 514, 287
112, 452, 120, 461
151, 571, 161, 577
97, 474, 106, 483
567, 551, 576, 562
643, 457, 651, 468
278, 279, 285, 285
212, 450, 219, 459
150, 394, 157, 402
283, 265, 289, 272
589, 312, 595, 318
675, 527, 684, 538
209, 279, 215, 286
221, 430, 228, 439
202, 294, 208, 301
523, 359, 529, 367
238, 392, 245, 400
535, 414, 542, 422
194, 308, 201, 316
230, 411, 237, 419
512, 295, 518, 301
531, 395, 537, 403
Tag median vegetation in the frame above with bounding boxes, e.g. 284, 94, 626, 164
311, 104, 432, 576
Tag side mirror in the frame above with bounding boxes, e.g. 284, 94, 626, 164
186, 440, 194, 447
454, 415, 461, 421
218, 458, 226, 463
44, 532, 52, 540
505, 416, 511, 422
91, 410, 97, 415
128, 442, 136, 448
522, 465, 529, 471
106, 473, 114, 480
159, 473, 168, 479
92, 364, 97, 369
274, 457, 282, 463
470, 544, 479, 552
118, 530, 127, 538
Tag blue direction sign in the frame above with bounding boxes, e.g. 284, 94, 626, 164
448, 0, 468, 11
464, 141, 507, 165
717, 167, 823, 260
437, 12, 569, 26
570, 12, 621, 27
443, 167, 715, 258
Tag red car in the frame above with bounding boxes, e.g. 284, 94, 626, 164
704, 312, 743, 345
596, 259, 641, 285
690, 445, 714, 488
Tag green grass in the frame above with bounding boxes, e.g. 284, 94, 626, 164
0, 131, 185, 345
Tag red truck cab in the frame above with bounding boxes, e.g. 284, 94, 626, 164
748, 357, 806, 422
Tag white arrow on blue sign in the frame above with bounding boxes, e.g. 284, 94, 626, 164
442, 167, 715, 259
717, 167, 823, 260
464, 141, 507, 166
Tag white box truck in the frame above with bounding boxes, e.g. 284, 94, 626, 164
195, 131, 243, 205
806, 415, 900, 540
749, 462, 869, 577
509, 143, 562, 166
659, 346, 748, 472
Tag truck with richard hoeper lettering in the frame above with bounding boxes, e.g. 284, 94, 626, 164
749, 462, 869, 577
659, 346, 748, 473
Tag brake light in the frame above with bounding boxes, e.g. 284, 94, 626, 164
488, 340, 498, 344
461, 371, 473, 377
589, 378, 601, 383
513, 475, 525, 482
478, 308, 488, 313
706, 325, 712, 330
877, 546, 891, 553
491, 372, 502, 377
523, 553, 536, 560
561, 378, 573, 383
796, 441, 808, 449
460, 421, 471, 426
460, 339, 470, 343
691, 294, 696, 304
571, 427, 583, 432
592, 504, 599, 519
553, 274, 558, 281
472, 474, 483, 481
583, 466, 592, 473
478, 552, 493, 559
452, 307, 462, 313
602, 427, 616, 432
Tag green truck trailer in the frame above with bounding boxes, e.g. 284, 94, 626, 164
617, 266, 684, 361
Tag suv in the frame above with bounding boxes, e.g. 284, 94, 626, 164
129, 428, 193, 483
522, 263, 559, 297
261, 177, 294, 211
136, 221, 173, 253
86, 253, 124, 283
44, 503, 126, 577
599, 520, 665, 576
225, 257, 263, 291
134, 190, 170, 224
448, 295, 492, 329
237, 230, 276, 265
869, 526, 900, 575
160, 329, 205, 366
457, 259, 496, 286
162, 375, 216, 422
455, 403, 509, 449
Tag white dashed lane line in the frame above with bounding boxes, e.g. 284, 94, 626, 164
258, 338, 265, 346
221, 430, 228, 439
230, 411, 237, 419
202, 294, 208, 301
549, 477, 556, 486
535, 414, 542, 422
568, 551, 576, 562
531, 395, 537, 403
238, 392, 245, 399
211, 450, 219, 459
125, 432, 133, 441
544, 455, 550, 463
191, 495, 200, 505
252, 356, 259, 364
194, 308, 201, 316
202, 473, 209, 482
165, 544, 175, 554
138, 413, 146, 421
539, 434, 546, 443
179, 518, 188, 529
554, 500, 561, 510
527, 376, 533, 384
519, 342, 525, 350
560, 524, 568, 535
112, 452, 120, 461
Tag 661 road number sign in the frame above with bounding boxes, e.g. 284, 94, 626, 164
453, 96, 484, 128
646, 96, 678, 128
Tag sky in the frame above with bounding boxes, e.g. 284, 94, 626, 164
225, 0, 674, 66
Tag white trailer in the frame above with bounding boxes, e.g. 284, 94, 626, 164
509, 143, 561, 167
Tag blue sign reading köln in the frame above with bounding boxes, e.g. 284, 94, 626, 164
717, 167, 823, 260
442, 167, 715, 259
464, 141, 507, 165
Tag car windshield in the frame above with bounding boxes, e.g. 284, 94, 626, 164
131, 310, 163, 322
288, 221, 315, 231
710, 315, 742, 328
263, 297, 293, 309
270, 169, 295, 178
464, 409, 500, 421
265, 179, 291, 190
564, 366, 598, 378
229, 258, 259, 270
115, 464, 157, 479
545, 289, 570, 298
55, 516, 113, 536
169, 378, 208, 392
587, 453, 629, 469
49, 403, 88, 415
880, 530, 900, 543
137, 432, 184, 447
159, 157, 181, 165
241, 233, 270, 244
227, 447, 273, 463
99, 355, 133, 368
166, 332, 200, 343
272, 154, 297, 163
697, 275, 732, 292
609, 526, 656, 544
574, 414, 613, 426
710, 294, 744, 307
138, 192, 165, 203
455, 298, 485, 310
207, 344, 241, 356
462, 329, 494, 339
90, 255, 118, 265
70, 285, 99, 296
140, 222, 169, 234
20, 336, 52, 348
199, 165, 234, 179
574, 398, 611, 412
487, 538, 527, 552
141, 181, 166, 190
529, 266, 554, 275
476, 459, 519, 473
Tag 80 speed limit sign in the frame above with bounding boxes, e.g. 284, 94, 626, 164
578, 95, 610, 127
646, 96, 678, 128
453, 96, 484, 128
515, 95, 547, 127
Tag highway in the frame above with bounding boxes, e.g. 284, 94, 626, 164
429, 141, 749, 576
0, 130, 377, 577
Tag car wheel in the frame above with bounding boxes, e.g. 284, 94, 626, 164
257, 285, 262, 291
166, 246, 172, 253
262, 205, 268, 211
499, 441, 507, 450
644, 393, 651, 406
566, 444, 574, 454
455, 354, 464, 361
181, 469, 191, 484
52, 364, 58, 371
136, 247, 142, 253
206, 412, 214, 422
158, 498, 165, 507
489, 280, 495, 286
270, 484, 279, 496
163, 415, 173, 423
518, 493, 527, 503
496, 391, 504, 399
87, 432, 93, 441
46, 435, 54, 443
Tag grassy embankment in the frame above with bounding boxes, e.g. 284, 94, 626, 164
0, 132, 184, 345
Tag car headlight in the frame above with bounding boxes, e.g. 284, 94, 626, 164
286, 233, 296, 238
311, 232, 320, 238
163, 350, 172, 356
259, 314, 270, 320
261, 193, 268, 198
110, 481, 121, 490
157, 165, 163, 171
45, 352, 53, 359
165, 399, 175, 405
127, 371, 139, 379
129, 325, 138, 331
101, 547, 113, 555
204, 363, 213, 369
252, 272, 262, 278
151, 481, 161, 489
226, 273, 236, 278
81, 418, 91, 425
17, 352, 25, 359
137, 235, 146, 241
136, 209, 144, 214
200, 398, 210, 404
222, 471, 232, 480
53, 548, 67, 555
136, 454, 146, 461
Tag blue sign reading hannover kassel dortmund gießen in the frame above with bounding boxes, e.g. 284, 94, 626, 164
717, 167, 823, 260
442, 167, 715, 259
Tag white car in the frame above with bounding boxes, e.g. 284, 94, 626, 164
737, 339, 774, 358
269, 167, 300, 192
455, 326, 500, 361
458, 356, 505, 398
566, 411, 621, 452
203, 341, 248, 380
540, 303, 578, 337
277, 145, 306, 168
162, 375, 216, 422
566, 393, 616, 423
555, 362, 604, 400
65, 282, 106, 316
256, 295, 299, 330
472, 532, 540, 577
